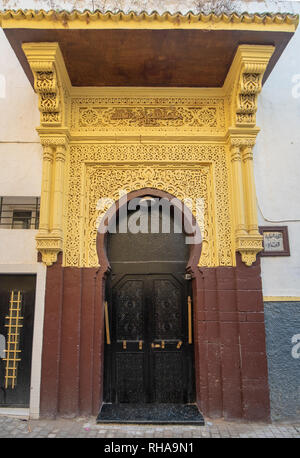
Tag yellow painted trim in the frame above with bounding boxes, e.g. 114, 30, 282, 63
264, 296, 300, 302
0, 10, 298, 32
70, 86, 226, 98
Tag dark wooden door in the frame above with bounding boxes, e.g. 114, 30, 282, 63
104, 199, 195, 404
0, 275, 36, 407
104, 273, 195, 404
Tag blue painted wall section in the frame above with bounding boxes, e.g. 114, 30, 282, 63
264, 301, 300, 421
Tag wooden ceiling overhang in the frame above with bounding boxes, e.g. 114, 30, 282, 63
0, 9, 298, 88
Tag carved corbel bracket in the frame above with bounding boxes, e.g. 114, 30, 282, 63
235, 69, 263, 127
22, 43, 71, 128
225, 45, 275, 128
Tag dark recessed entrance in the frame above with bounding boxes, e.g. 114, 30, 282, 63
98, 196, 204, 424
0, 275, 36, 408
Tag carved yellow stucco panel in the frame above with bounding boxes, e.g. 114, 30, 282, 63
64, 143, 233, 268
70, 96, 225, 136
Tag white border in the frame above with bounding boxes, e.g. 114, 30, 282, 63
0, 263, 46, 419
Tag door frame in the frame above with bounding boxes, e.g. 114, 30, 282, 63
96, 188, 203, 414
0, 264, 46, 419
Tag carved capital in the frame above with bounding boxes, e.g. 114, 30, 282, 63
40, 135, 69, 148
42, 145, 54, 162
241, 145, 254, 162
230, 137, 256, 148
55, 145, 66, 162
230, 145, 241, 162
236, 234, 263, 266
36, 234, 63, 266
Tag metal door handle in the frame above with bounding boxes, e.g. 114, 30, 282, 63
104, 301, 111, 345
177, 340, 182, 349
151, 340, 165, 349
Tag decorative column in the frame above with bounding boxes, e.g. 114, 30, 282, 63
241, 144, 260, 236
52, 144, 66, 237
229, 138, 263, 267
35, 137, 68, 266
230, 143, 247, 237
38, 145, 54, 235
22, 42, 71, 266
226, 45, 275, 266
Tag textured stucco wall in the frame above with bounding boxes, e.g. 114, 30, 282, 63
264, 301, 300, 421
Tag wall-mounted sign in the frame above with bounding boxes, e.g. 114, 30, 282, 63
259, 226, 290, 256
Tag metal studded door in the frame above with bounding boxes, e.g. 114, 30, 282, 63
150, 276, 191, 403
104, 273, 195, 404
0, 275, 36, 407
111, 277, 147, 404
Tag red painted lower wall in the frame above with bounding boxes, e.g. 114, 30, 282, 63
193, 254, 270, 421
39, 253, 270, 421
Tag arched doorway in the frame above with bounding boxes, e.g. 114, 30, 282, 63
97, 189, 203, 421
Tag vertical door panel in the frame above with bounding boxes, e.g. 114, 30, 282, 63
150, 276, 187, 403
112, 279, 147, 403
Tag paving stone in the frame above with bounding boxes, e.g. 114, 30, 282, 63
0, 414, 299, 438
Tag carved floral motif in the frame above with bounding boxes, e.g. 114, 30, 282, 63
64, 144, 233, 268
71, 97, 225, 134
34, 67, 61, 126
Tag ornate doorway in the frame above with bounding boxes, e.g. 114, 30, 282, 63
103, 194, 196, 406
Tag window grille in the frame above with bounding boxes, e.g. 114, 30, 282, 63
0, 197, 40, 229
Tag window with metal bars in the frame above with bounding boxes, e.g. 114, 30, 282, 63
0, 197, 40, 229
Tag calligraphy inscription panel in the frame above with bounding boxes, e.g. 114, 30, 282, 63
70, 97, 226, 135
264, 232, 284, 252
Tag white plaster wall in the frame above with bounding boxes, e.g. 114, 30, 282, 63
0, 27, 42, 194
0, 29, 40, 143
253, 2, 300, 296
0, 143, 42, 196
0, 229, 38, 263
0, 28, 42, 265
